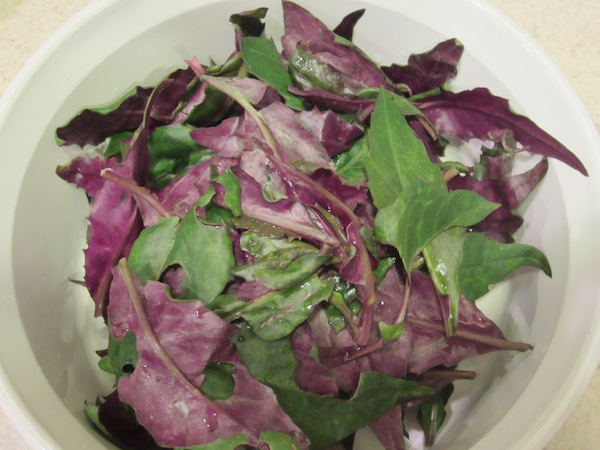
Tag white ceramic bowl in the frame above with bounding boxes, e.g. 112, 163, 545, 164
1, 0, 600, 449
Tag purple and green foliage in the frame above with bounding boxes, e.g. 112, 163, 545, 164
55, 1, 584, 449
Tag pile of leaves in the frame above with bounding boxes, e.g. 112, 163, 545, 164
55, 2, 586, 449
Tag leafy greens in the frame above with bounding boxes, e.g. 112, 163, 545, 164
55, 2, 585, 449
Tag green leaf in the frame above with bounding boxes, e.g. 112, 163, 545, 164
273, 371, 435, 450
214, 169, 242, 217
333, 135, 368, 185
203, 204, 234, 227
459, 232, 552, 301
322, 275, 360, 333
175, 435, 248, 450
422, 227, 466, 334
327, 273, 358, 303
259, 431, 301, 450
373, 256, 397, 285
148, 124, 213, 188
148, 124, 207, 160
417, 384, 454, 446
128, 213, 234, 302
242, 37, 304, 110
104, 130, 133, 159
185, 53, 247, 127
325, 293, 360, 334
366, 89, 445, 209
98, 331, 138, 382
236, 274, 334, 340
378, 321, 404, 344
390, 92, 429, 119
236, 326, 432, 450
374, 185, 498, 272
233, 233, 333, 290
204, 294, 247, 319
232, 249, 331, 290
323, 301, 349, 334
367, 89, 501, 288
235, 323, 298, 390
288, 46, 346, 94
128, 217, 179, 283
200, 362, 236, 400
239, 231, 302, 257
231, 216, 301, 240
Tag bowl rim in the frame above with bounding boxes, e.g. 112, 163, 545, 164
1, 0, 600, 449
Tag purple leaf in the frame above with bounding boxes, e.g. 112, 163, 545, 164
107, 264, 307, 448
55, 156, 117, 197
283, 2, 394, 96
298, 39, 393, 92
281, 1, 335, 59
157, 156, 238, 218
448, 156, 549, 241
302, 271, 408, 397
382, 39, 464, 95
83, 80, 173, 316
309, 168, 368, 211
316, 267, 411, 384
368, 267, 411, 379
98, 169, 171, 230
291, 323, 339, 396
161, 266, 186, 298
332, 9, 366, 42
417, 88, 588, 175
313, 267, 518, 388
56, 68, 195, 147
264, 159, 373, 288
231, 166, 340, 247
308, 308, 365, 392
213, 77, 277, 107
83, 150, 143, 317
296, 108, 364, 156
405, 271, 508, 374
368, 405, 405, 450
94, 390, 160, 450
56, 86, 152, 147
237, 146, 290, 203
148, 67, 197, 122
258, 101, 334, 169
191, 115, 251, 158
410, 119, 445, 163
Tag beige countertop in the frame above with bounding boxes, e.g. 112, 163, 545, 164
1, 0, 599, 448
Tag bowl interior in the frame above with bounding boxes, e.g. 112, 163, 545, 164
1, 0, 600, 449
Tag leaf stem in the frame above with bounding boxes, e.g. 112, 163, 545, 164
406, 317, 533, 352
442, 166, 460, 182
418, 368, 477, 381
197, 74, 280, 160
416, 114, 439, 141
116, 259, 191, 386
396, 277, 412, 325
101, 169, 172, 219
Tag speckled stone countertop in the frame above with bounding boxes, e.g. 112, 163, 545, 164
1, 0, 599, 448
